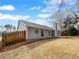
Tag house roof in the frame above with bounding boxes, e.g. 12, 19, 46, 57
19, 20, 53, 30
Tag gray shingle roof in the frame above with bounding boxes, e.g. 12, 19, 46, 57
19, 20, 53, 30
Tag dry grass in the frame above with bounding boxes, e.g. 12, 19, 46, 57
0, 37, 79, 59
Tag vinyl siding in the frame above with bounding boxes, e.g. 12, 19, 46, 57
17, 21, 28, 39
27, 27, 52, 40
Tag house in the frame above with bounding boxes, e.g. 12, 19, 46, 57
17, 20, 54, 40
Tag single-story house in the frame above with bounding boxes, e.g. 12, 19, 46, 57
17, 20, 54, 40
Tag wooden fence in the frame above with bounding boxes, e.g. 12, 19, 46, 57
2, 31, 26, 46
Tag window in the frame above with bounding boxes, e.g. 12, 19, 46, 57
35, 29, 39, 34
41, 30, 44, 37
52, 30, 55, 36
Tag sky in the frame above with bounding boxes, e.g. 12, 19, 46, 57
0, 0, 77, 27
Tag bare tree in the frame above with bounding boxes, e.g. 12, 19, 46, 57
46, 0, 79, 36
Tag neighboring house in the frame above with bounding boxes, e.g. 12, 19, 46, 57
17, 20, 54, 40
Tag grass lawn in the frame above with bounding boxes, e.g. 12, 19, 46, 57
0, 36, 79, 59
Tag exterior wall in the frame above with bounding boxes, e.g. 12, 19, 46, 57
27, 27, 53, 40
43, 30, 52, 38
28, 27, 41, 39
17, 21, 26, 31
17, 21, 54, 40
17, 21, 28, 39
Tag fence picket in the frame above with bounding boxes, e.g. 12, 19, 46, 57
2, 31, 26, 46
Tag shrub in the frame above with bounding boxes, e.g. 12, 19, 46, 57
67, 26, 78, 36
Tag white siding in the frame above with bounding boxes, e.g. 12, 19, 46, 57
17, 21, 26, 31
43, 30, 49, 38
28, 27, 52, 40
44, 30, 53, 38
17, 21, 28, 39
28, 27, 41, 39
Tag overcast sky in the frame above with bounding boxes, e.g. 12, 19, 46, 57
0, 0, 77, 27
